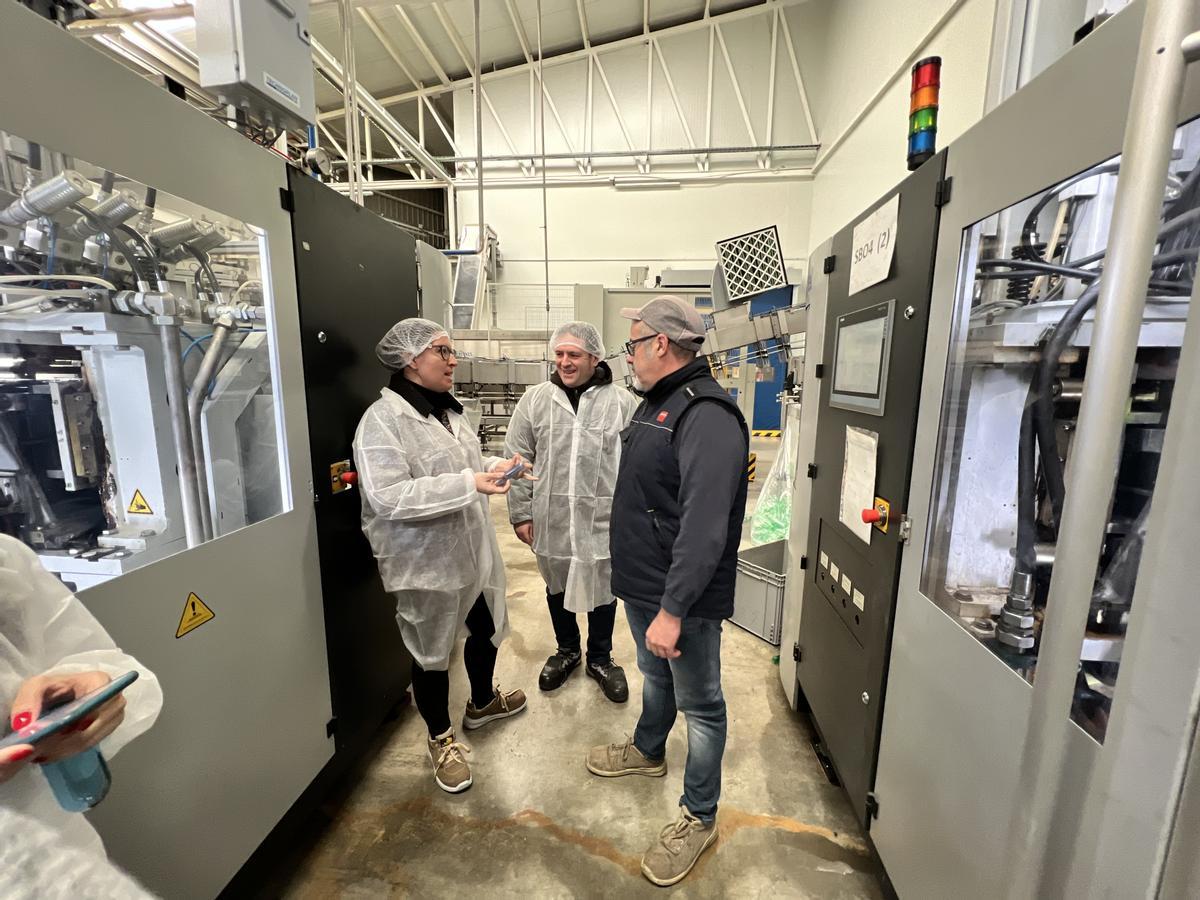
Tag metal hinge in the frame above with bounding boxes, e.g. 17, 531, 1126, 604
807, 463, 818, 479
814, 363, 824, 379
866, 792, 880, 820
793, 643, 801, 662
800, 555, 808, 570
325, 717, 338, 738
898, 515, 912, 544
935, 177, 953, 208
823, 254, 836, 274
280, 187, 295, 212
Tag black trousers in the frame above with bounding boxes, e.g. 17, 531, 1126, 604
410, 595, 497, 738
547, 589, 617, 665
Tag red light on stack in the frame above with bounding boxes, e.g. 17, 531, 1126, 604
908, 56, 941, 171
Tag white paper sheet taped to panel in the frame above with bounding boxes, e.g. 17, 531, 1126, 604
840, 425, 879, 545
849, 195, 900, 296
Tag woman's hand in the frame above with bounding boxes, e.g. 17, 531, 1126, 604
8, 671, 125, 765
490, 454, 537, 481
0, 743, 35, 784
475, 471, 511, 495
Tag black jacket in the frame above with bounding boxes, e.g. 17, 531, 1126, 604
610, 359, 748, 619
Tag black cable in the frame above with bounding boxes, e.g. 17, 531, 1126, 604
1032, 246, 1199, 527
1021, 162, 1122, 255
116, 224, 162, 280
183, 244, 221, 298
1014, 380, 1040, 576
1068, 206, 1200, 268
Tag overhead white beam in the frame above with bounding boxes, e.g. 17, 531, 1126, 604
593, 55, 637, 156
358, 7, 422, 91
312, 37, 451, 182
576, 0, 591, 49
585, 56, 594, 174
394, 3, 451, 86
504, 0, 533, 65
422, 94, 461, 156
652, 38, 700, 169
704, 24, 714, 171
777, 6, 818, 144
317, 120, 349, 160
538, 76, 588, 175
318, 0, 808, 119
330, 167, 814, 192
715, 23, 758, 147
644, 42, 653, 174
644, 0, 650, 35
482, 89, 533, 176
764, 8, 779, 168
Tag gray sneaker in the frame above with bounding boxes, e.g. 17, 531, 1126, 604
427, 730, 472, 794
641, 807, 719, 886
586, 737, 667, 777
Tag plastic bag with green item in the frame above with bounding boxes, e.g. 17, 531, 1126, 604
750, 414, 800, 545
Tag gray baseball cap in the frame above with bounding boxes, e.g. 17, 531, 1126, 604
620, 295, 706, 349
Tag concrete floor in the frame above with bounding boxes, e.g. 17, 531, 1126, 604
277, 438, 882, 898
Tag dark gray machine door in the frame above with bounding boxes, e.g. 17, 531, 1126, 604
287, 170, 416, 757
796, 153, 945, 826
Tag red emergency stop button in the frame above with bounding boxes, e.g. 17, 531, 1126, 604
340, 471, 358, 486
862, 507, 883, 524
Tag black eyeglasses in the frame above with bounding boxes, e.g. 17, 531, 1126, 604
624, 334, 659, 355
427, 345, 457, 362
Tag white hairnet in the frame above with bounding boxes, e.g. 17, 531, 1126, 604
376, 317, 448, 370
550, 321, 603, 358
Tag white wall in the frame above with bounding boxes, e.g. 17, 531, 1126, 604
457, 176, 813, 288
805, 0, 997, 244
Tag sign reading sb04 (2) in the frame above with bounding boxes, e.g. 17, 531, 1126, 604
849, 195, 900, 296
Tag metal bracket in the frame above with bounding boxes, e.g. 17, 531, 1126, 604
799, 555, 808, 570
866, 792, 880, 820
793, 643, 801, 662
325, 717, 338, 738
935, 177, 953, 208
807, 463, 818, 479
279, 187, 295, 212
898, 514, 912, 544
822, 254, 836, 274
814, 364, 824, 379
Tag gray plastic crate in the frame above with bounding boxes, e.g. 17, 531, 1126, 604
732, 540, 787, 645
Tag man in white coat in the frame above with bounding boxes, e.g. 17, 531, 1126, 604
354, 318, 530, 794
506, 322, 637, 702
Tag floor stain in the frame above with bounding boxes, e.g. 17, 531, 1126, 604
717, 806, 869, 855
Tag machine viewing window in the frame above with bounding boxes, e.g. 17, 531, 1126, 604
919, 119, 1200, 743
0, 131, 290, 590
830, 299, 893, 414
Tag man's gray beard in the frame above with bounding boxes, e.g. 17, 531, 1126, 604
631, 375, 647, 392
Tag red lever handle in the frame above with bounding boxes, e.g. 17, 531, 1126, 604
340, 471, 358, 485
861, 507, 883, 524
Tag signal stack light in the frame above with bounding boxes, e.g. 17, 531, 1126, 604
908, 56, 941, 171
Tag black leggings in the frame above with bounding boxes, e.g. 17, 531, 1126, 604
409, 595, 498, 738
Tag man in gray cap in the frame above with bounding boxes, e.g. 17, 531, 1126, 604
586, 296, 749, 886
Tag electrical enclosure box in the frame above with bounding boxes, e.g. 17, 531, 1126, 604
195, 0, 316, 131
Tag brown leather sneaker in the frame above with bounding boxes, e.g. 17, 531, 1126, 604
586, 737, 667, 777
463, 685, 527, 731
641, 807, 719, 886
427, 730, 472, 794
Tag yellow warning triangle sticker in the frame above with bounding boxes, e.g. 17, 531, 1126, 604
176, 592, 215, 639
127, 489, 153, 515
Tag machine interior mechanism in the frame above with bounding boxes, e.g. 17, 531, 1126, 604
0, 129, 287, 590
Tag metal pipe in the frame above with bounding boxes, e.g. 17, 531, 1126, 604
330, 143, 822, 167
0, 171, 93, 226
158, 322, 204, 547
1005, 2, 1194, 896
472, 0, 484, 251
187, 315, 235, 542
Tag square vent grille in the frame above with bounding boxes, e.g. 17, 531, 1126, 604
715, 226, 788, 302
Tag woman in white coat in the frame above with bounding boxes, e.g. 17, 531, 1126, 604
354, 318, 529, 794
0, 534, 163, 856
505, 322, 637, 702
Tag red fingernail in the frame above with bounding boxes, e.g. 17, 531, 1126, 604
7, 746, 34, 762
11, 712, 31, 730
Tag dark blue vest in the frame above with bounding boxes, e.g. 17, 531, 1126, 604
610, 360, 748, 619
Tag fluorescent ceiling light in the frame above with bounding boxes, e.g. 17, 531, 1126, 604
612, 178, 682, 191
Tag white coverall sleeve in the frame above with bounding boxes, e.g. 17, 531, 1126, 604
357, 406, 477, 522
1, 538, 162, 759
504, 391, 537, 525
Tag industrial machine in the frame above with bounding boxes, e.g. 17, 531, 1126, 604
787, 154, 946, 826
453, 356, 548, 453
1, 5, 410, 896
864, 2, 1200, 896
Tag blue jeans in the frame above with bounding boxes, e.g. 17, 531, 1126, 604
624, 602, 726, 826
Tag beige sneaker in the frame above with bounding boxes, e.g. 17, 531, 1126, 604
463, 685, 527, 731
427, 730, 472, 794
586, 738, 667, 777
641, 807, 719, 886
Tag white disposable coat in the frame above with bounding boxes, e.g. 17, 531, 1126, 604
354, 388, 510, 670
0, 534, 163, 857
506, 380, 637, 613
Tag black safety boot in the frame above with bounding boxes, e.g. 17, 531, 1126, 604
539, 650, 581, 691
586, 658, 629, 703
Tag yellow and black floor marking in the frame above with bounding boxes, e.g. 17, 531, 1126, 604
751, 430, 782, 438
747, 453, 757, 482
